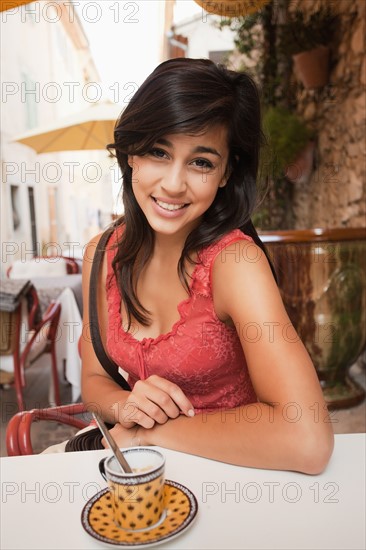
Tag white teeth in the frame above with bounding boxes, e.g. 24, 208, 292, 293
155, 199, 186, 211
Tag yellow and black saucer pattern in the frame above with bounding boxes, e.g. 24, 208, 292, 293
81, 480, 198, 547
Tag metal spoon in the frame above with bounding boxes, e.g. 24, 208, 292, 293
93, 412, 133, 473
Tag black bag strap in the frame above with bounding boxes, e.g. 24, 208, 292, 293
89, 225, 131, 391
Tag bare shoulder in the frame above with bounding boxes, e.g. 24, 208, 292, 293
82, 231, 105, 267
212, 238, 284, 322
81, 230, 111, 305
82, 227, 118, 280
213, 238, 276, 291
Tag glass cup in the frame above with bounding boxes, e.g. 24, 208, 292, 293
99, 447, 166, 531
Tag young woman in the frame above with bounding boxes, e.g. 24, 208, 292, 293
81, 58, 334, 473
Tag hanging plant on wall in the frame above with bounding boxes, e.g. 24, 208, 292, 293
278, 6, 338, 89
261, 106, 315, 182
252, 105, 315, 230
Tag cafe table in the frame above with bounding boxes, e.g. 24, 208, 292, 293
1, 433, 365, 549
31, 275, 83, 402
30, 274, 83, 317
0, 274, 83, 403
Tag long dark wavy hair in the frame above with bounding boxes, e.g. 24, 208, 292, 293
107, 57, 273, 328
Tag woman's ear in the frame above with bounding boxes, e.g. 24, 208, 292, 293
220, 153, 239, 187
219, 159, 234, 187
127, 155, 134, 168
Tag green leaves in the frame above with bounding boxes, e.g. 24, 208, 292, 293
261, 106, 314, 180
278, 7, 337, 56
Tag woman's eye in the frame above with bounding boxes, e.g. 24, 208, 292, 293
192, 158, 214, 169
149, 148, 167, 158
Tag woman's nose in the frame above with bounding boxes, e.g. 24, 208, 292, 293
160, 165, 187, 195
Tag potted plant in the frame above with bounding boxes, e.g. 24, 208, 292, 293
253, 106, 315, 230
261, 106, 315, 183
279, 7, 337, 89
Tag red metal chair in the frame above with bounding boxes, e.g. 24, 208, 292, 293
1, 287, 63, 411
6, 403, 88, 456
60, 256, 80, 274
19, 300, 62, 409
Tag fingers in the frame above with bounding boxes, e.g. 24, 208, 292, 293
146, 375, 195, 418
114, 375, 195, 429
122, 397, 164, 429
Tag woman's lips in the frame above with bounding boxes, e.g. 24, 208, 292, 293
151, 196, 189, 218
153, 197, 187, 210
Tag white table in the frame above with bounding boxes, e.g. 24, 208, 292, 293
31, 274, 83, 316
31, 275, 83, 401
1, 434, 365, 549
49, 286, 82, 402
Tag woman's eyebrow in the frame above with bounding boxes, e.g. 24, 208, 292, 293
156, 138, 222, 158
193, 145, 222, 157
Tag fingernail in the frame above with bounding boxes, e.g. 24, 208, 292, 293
187, 409, 195, 417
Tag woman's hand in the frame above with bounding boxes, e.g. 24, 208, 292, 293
111, 375, 195, 429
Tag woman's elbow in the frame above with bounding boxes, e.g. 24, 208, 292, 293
296, 427, 335, 475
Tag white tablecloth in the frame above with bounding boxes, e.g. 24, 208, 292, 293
1, 434, 365, 549
52, 287, 82, 402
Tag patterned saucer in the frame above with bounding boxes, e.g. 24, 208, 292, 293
81, 479, 198, 548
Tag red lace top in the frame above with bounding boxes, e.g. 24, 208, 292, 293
106, 228, 257, 413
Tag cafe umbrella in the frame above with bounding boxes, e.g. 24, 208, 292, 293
12, 100, 123, 154
11, 100, 125, 226
12, 100, 122, 153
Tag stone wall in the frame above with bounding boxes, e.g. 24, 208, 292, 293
290, 0, 365, 229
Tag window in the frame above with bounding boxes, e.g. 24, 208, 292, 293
21, 72, 38, 130
10, 185, 20, 230
55, 24, 67, 60
24, 3, 37, 24
28, 187, 38, 256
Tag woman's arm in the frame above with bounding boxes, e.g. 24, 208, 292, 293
111, 240, 334, 474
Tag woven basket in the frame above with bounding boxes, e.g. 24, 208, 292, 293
0, 310, 18, 355
194, 0, 270, 17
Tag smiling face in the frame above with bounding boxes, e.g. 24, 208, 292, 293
128, 125, 230, 242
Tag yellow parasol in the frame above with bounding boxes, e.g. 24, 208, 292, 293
12, 101, 123, 154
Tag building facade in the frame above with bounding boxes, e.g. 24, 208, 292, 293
1, 1, 114, 273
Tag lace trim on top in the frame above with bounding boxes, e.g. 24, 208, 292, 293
105, 227, 257, 411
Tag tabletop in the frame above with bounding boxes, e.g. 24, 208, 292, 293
1, 433, 365, 550
31, 274, 83, 315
